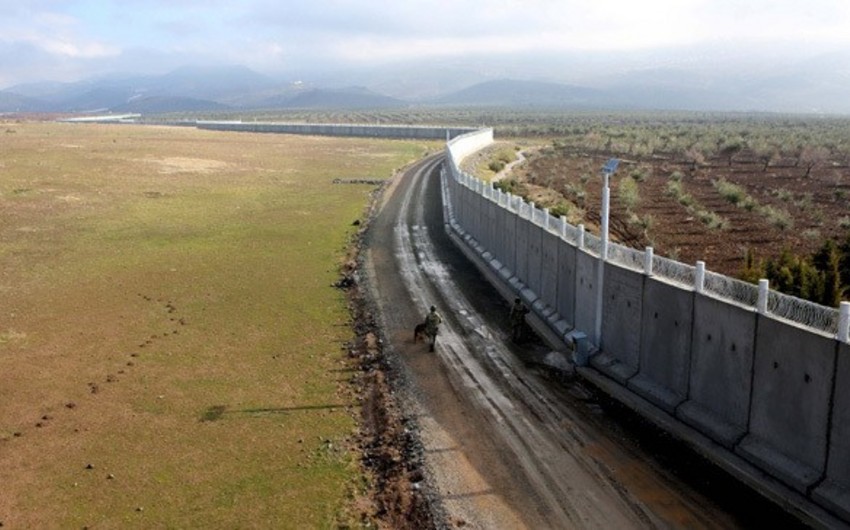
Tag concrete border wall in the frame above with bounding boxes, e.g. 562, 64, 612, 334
196, 120, 478, 140
442, 128, 850, 527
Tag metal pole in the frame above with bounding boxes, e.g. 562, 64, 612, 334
838, 301, 850, 343
595, 171, 610, 346
644, 246, 654, 276
695, 261, 706, 293
757, 279, 769, 315
601, 172, 610, 260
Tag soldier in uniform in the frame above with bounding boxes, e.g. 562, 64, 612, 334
424, 305, 442, 352
509, 297, 529, 343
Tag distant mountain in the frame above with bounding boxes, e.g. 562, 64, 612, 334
270, 87, 406, 109
0, 65, 285, 113
0, 91, 44, 113
56, 86, 141, 112
3, 56, 850, 115
432, 79, 610, 107
149, 65, 279, 103
110, 96, 231, 114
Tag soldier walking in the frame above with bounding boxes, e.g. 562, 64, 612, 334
509, 297, 529, 343
424, 305, 442, 352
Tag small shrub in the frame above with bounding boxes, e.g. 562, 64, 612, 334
678, 194, 696, 208
493, 178, 518, 194
618, 177, 640, 210
774, 188, 793, 202
665, 179, 683, 197
629, 213, 655, 232
762, 205, 793, 230
669, 171, 684, 182
741, 196, 758, 211
668, 247, 681, 260
714, 178, 747, 205
549, 202, 571, 218
696, 209, 729, 230
795, 193, 814, 211
495, 148, 516, 164
630, 168, 649, 182
488, 160, 506, 173
839, 216, 850, 229
803, 229, 821, 240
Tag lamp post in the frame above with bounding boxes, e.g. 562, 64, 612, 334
595, 158, 619, 347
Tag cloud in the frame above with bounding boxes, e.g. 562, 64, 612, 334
2, 0, 850, 88
0, 8, 120, 59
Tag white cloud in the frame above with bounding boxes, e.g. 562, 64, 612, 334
0, 8, 120, 59
2, 0, 850, 87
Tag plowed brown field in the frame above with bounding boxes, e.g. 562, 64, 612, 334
514, 147, 850, 277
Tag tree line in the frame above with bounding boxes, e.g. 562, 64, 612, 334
741, 235, 850, 308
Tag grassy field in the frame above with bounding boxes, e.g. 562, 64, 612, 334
0, 122, 436, 528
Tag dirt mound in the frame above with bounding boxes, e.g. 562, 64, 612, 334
337, 184, 439, 529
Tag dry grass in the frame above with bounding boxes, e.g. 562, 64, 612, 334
0, 122, 436, 528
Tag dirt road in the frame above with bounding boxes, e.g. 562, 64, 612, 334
362, 154, 805, 529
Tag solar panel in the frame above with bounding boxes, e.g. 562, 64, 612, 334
602, 158, 620, 174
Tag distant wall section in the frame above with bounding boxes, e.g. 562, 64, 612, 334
195, 120, 478, 140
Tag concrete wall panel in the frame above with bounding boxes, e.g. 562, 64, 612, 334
678, 295, 756, 448
489, 202, 500, 268
455, 184, 466, 231
501, 206, 517, 274
596, 263, 644, 384
737, 318, 837, 493
470, 188, 483, 243
813, 342, 850, 521
539, 231, 560, 311
573, 251, 598, 338
526, 223, 543, 295
556, 239, 577, 328
514, 217, 531, 287
484, 199, 498, 253
628, 279, 693, 413
465, 187, 476, 237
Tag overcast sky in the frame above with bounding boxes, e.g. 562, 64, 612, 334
2, 0, 849, 88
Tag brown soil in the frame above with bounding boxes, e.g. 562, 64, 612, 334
515, 149, 850, 277
335, 187, 437, 529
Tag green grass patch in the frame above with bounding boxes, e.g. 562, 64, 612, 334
0, 122, 434, 528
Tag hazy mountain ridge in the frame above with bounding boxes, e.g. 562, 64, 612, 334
429, 79, 609, 107
2, 57, 849, 115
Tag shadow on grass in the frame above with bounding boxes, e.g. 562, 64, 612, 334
328, 367, 358, 373
200, 404, 348, 422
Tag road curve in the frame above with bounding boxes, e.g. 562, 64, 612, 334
363, 154, 805, 529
